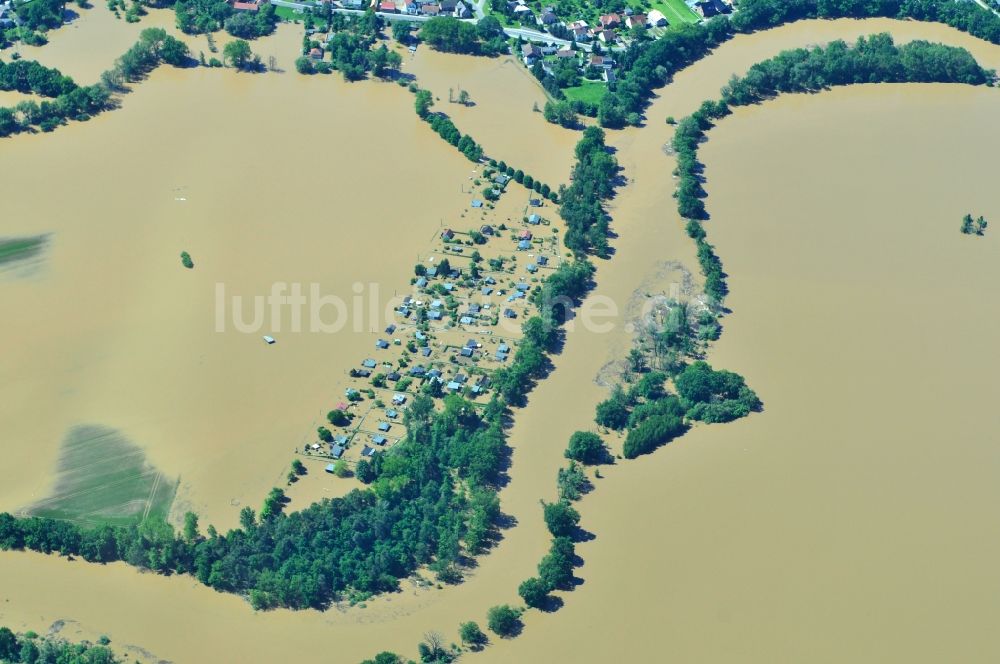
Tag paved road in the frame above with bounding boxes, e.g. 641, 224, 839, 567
973, 0, 1000, 16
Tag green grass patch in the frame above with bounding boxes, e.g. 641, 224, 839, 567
564, 80, 608, 105
0, 235, 47, 269
649, 0, 701, 24
28, 425, 176, 528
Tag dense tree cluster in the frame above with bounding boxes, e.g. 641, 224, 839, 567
730, 0, 1000, 42
675, 361, 762, 424
595, 365, 759, 458
559, 126, 618, 256
564, 431, 609, 465
0, 394, 508, 609
0, 59, 75, 97
542, 100, 578, 128
597, 0, 1000, 127
101, 27, 190, 88
296, 13, 398, 80
12, 0, 65, 31
418, 17, 507, 56
0, 58, 111, 136
173, 0, 277, 37
0, 627, 119, 664
673, 35, 993, 302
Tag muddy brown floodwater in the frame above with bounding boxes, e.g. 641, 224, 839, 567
1, 14, 999, 664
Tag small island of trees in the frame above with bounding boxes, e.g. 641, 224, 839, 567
961, 214, 988, 236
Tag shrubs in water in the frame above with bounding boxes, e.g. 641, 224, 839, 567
180, 251, 194, 268
557, 462, 590, 501
961, 213, 988, 235
458, 621, 487, 649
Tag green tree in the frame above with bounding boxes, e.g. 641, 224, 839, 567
595, 393, 629, 429
459, 621, 486, 648
542, 500, 580, 537
486, 604, 522, 637
415, 89, 433, 118
961, 213, 974, 234
518, 576, 549, 608
356, 459, 375, 484
537, 536, 575, 590
565, 431, 609, 464
292, 459, 307, 476
317, 426, 333, 443
183, 511, 200, 543
392, 20, 412, 43
360, 653, 406, 664
327, 409, 350, 426
223, 39, 253, 69
239, 505, 256, 530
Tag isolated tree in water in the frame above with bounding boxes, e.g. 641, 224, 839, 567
223, 39, 253, 70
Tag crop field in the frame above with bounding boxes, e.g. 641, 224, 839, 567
28, 425, 176, 527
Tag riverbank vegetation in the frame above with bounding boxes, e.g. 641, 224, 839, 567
0, 57, 110, 135
0, 28, 193, 137
0, 626, 119, 663
674, 35, 994, 300
559, 126, 618, 257
418, 16, 507, 56
596, 0, 1000, 127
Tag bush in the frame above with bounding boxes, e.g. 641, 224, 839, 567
458, 621, 486, 648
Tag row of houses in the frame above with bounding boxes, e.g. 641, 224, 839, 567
373, 0, 472, 17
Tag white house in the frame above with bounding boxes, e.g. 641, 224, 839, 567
647, 9, 667, 27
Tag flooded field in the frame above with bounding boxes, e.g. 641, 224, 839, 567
0, 14, 553, 531
405, 49, 579, 187
1, 12, 1000, 664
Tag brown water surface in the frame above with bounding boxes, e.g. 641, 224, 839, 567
1, 16, 999, 664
